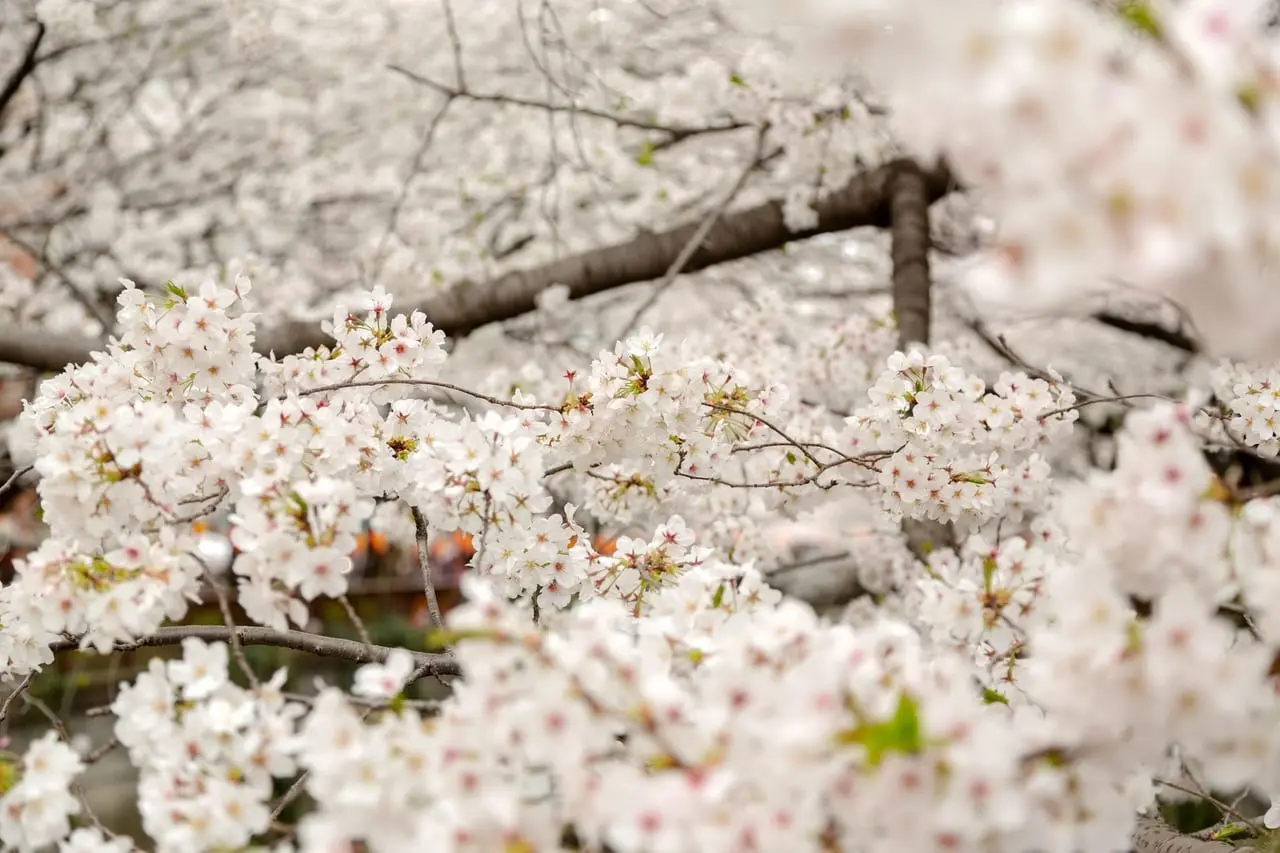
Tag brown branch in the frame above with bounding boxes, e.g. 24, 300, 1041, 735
616, 123, 770, 338
387, 63, 750, 143
50, 625, 460, 676
0, 670, 36, 724
1092, 311, 1200, 354
0, 159, 954, 372
1132, 816, 1240, 853
0, 21, 44, 125
259, 157, 953, 355
889, 160, 932, 350
887, 160, 955, 562
0, 327, 102, 373
411, 506, 445, 632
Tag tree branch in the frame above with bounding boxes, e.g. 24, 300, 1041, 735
387, 63, 750, 144
889, 160, 932, 350
1092, 311, 1199, 354
0, 159, 954, 372
50, 625, 460, 676
1132, 816, 1241, 853
0, 21, 44, 126
889, 159, 955, 561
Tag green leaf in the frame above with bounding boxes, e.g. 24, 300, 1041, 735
1212, 823, 1251, 842
785, 451, 797, 465
424, 627, 494, 649
1117, 0, 1161, 38
711, 583, 725, 609
635, 140, 655, 167
833, 692, 923, 766
165, 280, 189, 301
728, 73, 747, 88
981, 687, 1009, 706
981, 556, 997, 591
1238, 82, 1262, 116
0, 759, 17, 795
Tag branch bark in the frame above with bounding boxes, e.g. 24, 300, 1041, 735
0, 21, 44, 126
1131, 817, 1243, 853
888, 159, 956, 562
50, 624, 460, 677
889, 160, 933, 350
1093, 311, 1199, 354
0, 159, 954, 372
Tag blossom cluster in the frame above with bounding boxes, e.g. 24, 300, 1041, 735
6, 242, 1280, 853
109, 638, 303, 852
1210, 360, 1280, 457
0, 732, 86, 850
839, 351, 1077, 525
540, 330, 786, 516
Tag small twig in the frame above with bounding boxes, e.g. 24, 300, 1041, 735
283, 691, 443, 712
473, 493, 493, 573
617, 124, 770, 338
270, 705, 377, 821
21, 692, 111, 833
410, 506, 444, 632
387, 64, 749, 143
270, 768, 312, 822
84, 736, 120, 765
1038, 393, 1170, 420
0, 671, 36, 725
50, 626, 459, 676
195, 553, 259, 688
1154, 777, 1260, 835
338, 594, 374, 652
0, 21, 44, 123
769, 550, 854, 576
299, 377, 559, 412
0, 464, 33, 500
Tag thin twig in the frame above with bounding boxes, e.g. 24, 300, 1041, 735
411, 506, 444, 632
0, 671, 36, 724
616, 124, 770, 338
195, 553, 259, 688
1154, 777, 1260, 835
50, 626, 459, 676
339, 594, 374, 652
387, 64, 749, 142
299, 377, 559, 412
0, 464, 33, 500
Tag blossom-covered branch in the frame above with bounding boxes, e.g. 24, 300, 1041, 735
0, 157, 955, 371
49, 625, 460, 677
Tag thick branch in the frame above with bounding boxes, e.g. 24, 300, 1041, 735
1093, 311, 1199, 354
51, 625, 460, 677
889, 161, 932, 350
0, 21, 44, 125
0, 159, 954, 372
0, 330, 104, 373
267, 157, 953, 354
1132, 817, 1240, 853
888, 160, 955, 562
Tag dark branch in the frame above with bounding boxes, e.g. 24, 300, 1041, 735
0, 159, 955, 371
889, 159, 955, 561
258, 157, 954, 355
1092, 311, 1199, 354
0, 21, 44, 126
51, 625, 460, 677
889, 160, 932, 350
